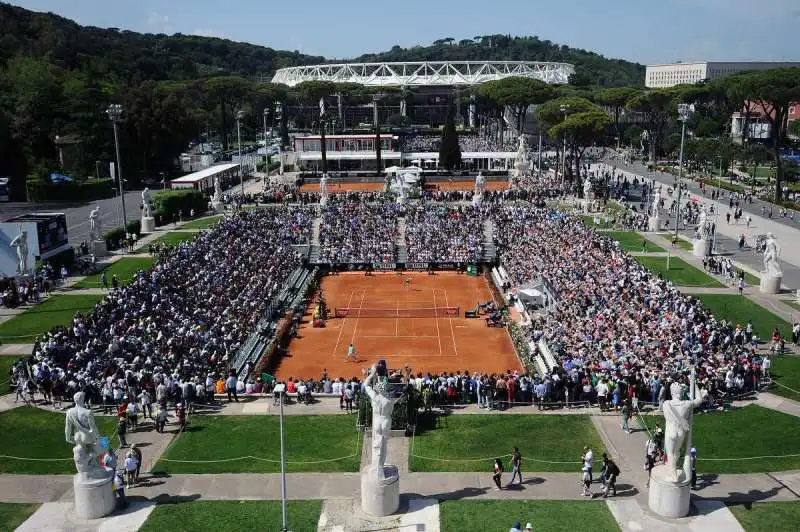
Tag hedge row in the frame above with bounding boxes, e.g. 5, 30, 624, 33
152, 189, 207, 226
104, 220, 142, 251
26, 178, 116, 202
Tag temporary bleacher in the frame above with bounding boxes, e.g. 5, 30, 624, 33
233, 266, 318, 376
538, 339, 558, 371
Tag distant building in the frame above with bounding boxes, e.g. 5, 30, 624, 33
731, 101, 800, 142
645, 61, 800, 88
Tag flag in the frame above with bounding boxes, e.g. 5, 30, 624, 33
319, 97, 326, 117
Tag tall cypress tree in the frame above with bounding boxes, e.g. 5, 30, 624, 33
438, 108, 462, 172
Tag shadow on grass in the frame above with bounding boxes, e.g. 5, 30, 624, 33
149, 493, 203, 505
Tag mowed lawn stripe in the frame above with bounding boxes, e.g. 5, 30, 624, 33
74, 257, 155, 288
606, 231, 664, 253
0, 294, 104, 341
154, 415, 360, 473
634, 256, 724, 287
410, 415, 605, 472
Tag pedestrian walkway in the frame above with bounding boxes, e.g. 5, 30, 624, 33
638, 232, 798, 324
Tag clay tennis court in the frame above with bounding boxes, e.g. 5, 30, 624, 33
275, 272, 521, 378
298, 179, 508, 193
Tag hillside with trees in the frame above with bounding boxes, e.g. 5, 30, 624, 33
353, 35, 644, 88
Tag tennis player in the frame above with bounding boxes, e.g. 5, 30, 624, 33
346, 343, 356, 362
404, 276, 412, 290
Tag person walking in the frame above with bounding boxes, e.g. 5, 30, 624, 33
225, 372, 238, 403
346, 343, 356, 363
621, 398, 632, 434
130, 444, 143, 484
100, 271, 108, 290
738, 277, 745, 295
690, 447, 697, 489
581, 446, 594, 483
509, 447, 523, 485
492, 458, 505, 490
602, 454, 620, 497
113, 470, 127, 509
116, 415, 128, 448
124, 450, 138, 488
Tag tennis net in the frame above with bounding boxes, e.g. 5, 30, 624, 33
334, 307, 460, 318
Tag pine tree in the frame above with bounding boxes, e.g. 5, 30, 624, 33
438, 109, 462, 172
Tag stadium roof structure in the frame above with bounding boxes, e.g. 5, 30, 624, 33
271, 61, 575, 88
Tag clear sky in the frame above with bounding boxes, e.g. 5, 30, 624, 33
10, 0, 800, 65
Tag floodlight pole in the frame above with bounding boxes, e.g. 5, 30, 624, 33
279, 390, 288, 531
106, 104, 128, 228
236, 110, 245, 195
673, 103, 692, 239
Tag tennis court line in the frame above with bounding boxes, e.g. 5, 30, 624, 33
442, 288, 459, 359
331, 289, 357, 359
433, 288, 443, 356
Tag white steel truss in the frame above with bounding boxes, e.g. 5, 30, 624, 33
271, 61, 575, 87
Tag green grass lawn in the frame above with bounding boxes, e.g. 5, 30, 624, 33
696, 294, 792, 340
410, 415, 605, 473
440, 500, 619, 532
606, 231, 664, 252
656, 233, 693, 251
0, 407, 117, 474
636, 405, 800, 474
0, 502, 40, 532
770, 356, 800, 401
729, 501, 800, 532
151, 232, 198, 246
181, 216, 221, 229
154, 415, 360, 474
73, 257, 155, 288
0, 294, 104, 342
635, 256, 724, 287
139, 500, 321, 532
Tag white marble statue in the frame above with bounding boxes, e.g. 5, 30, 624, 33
319, 174, 329, 206
474, 173, 486, 198
364, 362, 405, 479
763, 232, 782, 277
65, 391, 107, 479
697, 208, 712, 240
88, 206, 102, 241
662, 380, 706, 482
9, 225, 29, 275
651, 186, 661, 215
583, 177, 592, 199
213, 175, 223, 201
141, 187, 153, 218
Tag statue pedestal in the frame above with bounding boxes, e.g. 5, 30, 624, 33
692, 238, 710, 258
648, 465, 691, 518
90, 240, 108, 258
211, 200, 224, 214
140, 216, 155, 234
648, 215, 661, 232
361, 465, 400, 517
760, 275, 782, 294
472, 194, 483, 206
73, 473, 116, 519
320, 196, 328, 208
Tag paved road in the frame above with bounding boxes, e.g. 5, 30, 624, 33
0, 175, 264, 244
606, 157, 800, 229
0, 190, 145, 244
597, 159, 800, 290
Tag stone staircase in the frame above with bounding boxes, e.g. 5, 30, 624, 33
481, 219, 496, 262
396, 216, 407, 263
309, 245, 321, 264
311, 216, 322, 246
